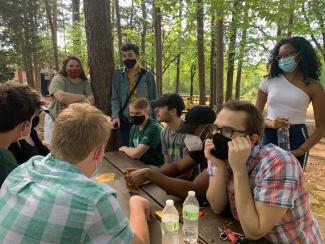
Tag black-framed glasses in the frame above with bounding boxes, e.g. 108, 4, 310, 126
209, 124, 246, 138
275, 51, 298, 61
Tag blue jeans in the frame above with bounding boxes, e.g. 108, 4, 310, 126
262, 124, 309, 170
117, 124, 132, 147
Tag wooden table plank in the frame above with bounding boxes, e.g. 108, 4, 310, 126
105, 152, 272, 244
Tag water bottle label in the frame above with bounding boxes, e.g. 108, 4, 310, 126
183, 210, 199, 220
162, 222, 179, 232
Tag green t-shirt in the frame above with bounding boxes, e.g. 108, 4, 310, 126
129, 118, 164, 166
48, 74, 93, 120
0, 148, 18, 186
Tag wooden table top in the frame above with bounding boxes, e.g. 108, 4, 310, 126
100, 151, 271, 244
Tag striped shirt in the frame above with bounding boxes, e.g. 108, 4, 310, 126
0, 154, 133, 243
226, 144, 323, 243
161, 126, 188, 162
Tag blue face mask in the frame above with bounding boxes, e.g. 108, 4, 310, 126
278, 56, 298, 73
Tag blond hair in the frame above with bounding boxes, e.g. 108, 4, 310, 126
51, 103, 110, 163
130, 97, 149, 110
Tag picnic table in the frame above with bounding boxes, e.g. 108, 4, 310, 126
96, 151, 271, 244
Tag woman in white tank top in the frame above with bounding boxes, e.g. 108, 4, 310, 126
256, 36, 325, 170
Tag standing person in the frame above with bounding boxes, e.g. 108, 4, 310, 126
44, 55, 94, 145
205, 100, 323, 243
0, 83, 41, 186
119, 98, 164, 166
256, 36, 325, 170
109, 43, 158, 147
0, 103, 151, 244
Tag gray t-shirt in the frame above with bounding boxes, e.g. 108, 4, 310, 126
161, 126, 188, 162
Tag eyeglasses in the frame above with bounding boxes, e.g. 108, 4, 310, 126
209, 124, 246, 138
275, 51, 298, 61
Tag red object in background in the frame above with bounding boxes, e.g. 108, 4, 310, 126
225, 229, 238, 244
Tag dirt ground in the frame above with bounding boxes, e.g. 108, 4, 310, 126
37, 102, 325, 237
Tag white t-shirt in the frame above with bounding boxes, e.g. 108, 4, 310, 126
259, 75, 311, 124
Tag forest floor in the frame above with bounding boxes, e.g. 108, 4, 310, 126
37, 98, 325, 237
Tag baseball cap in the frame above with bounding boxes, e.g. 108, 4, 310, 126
150, 93, 185, 114
176, 105, 216, 134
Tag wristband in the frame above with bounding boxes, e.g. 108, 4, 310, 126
207, 161, 217, 176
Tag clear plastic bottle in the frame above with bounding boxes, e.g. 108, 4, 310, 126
161, 199, 179, 244
277, 127, 290, 151
182, 191, 199, 244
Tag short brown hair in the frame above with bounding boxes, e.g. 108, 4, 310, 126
130, 98, 149, 110
0, 83, 41, 132
222, 100, 264, 138
51, 103, 110, 163
121, 43, 140, 56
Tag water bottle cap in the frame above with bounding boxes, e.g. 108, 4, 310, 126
166, 199, 174, 206
188, 191, 195, 197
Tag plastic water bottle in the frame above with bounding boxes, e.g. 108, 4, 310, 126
161, 199, 179, 244
277, 127, 290, 151
183, 191, 199, 244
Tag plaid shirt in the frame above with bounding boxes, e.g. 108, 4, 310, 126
226, 144, 323, 243
0, 154, 133, 243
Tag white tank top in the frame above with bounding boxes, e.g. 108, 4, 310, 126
259, 75, 311, 124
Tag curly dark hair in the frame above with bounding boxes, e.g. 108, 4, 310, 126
59, 55, 88, 80
268, 36, 321, 85
121, 43, 140, 56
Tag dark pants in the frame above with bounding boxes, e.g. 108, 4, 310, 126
262, 124, 309, 170
117, 123, 132, 147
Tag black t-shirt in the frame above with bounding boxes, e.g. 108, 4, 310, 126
8, 128, 50, 164
188, 148, 207, 172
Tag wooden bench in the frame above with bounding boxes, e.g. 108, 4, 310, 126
99, 151, 271, 243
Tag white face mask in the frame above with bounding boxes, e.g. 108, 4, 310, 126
17, 121, 32, 142
184, 134, 203, 152
91, 159, 102, 178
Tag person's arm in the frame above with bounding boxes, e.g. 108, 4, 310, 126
204, 139, 228, 213
111, 70, 121, 118
228, 136, 289, 240
86, 95, 95, 105
53, 90, 86, 105
130, 196, 151, 244
158, 155, 197, 177
84, 81, 95, 105
291, 83, 325, 157
119, 144, 150, 160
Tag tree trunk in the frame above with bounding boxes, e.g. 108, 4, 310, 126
33, 53, 41, 91
22, 49, 35, 88
287, 0, 294, 37
175, 2, 182, 93
72, 0, 80, 23
215, 15, 224, 111
18, 68, 23, 83
44, 0, 59, 71
84, 0, 116, 150
210, 14, 216, 107
225, 0, 239, 101
190, 64, 196, 102
196, 0, 205, 105
141, 0, 147, 66
60, 0, 67, 55
130, 0, 134, 29
115, 0, 123, 66
235, 2, 249, 100
154, 2, 163, 95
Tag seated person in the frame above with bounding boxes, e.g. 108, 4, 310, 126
126, 104, 216, 199
205, 100, 323, 242
9, 107, 50, 164
0, 83, 41, 186
0, 103, 151, 244
119, 98, 164, 166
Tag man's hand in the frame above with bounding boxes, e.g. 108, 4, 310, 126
126, 168, 149, 189
228, 136, 252, 174
119, 146, 127, 152
267, 117, 289, 129
204, 139, 226, 168
107, 117, 120, 129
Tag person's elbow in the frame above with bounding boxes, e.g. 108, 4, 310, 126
53, 91, 66, 103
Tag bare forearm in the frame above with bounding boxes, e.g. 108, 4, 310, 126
123, 147, 141, 160
58, 92, 86, 105
130, 207, 149, 244
86, 95, 95, 105
146, 169, 207, 199
233, 172, 261, 239
158, 163, 180, 177
206, 166, 228, 213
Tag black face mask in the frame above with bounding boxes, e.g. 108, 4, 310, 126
32, 116, 40, 128
123, 59, 137, 69
211, 133, 231, 160
130, 115, 146, 125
